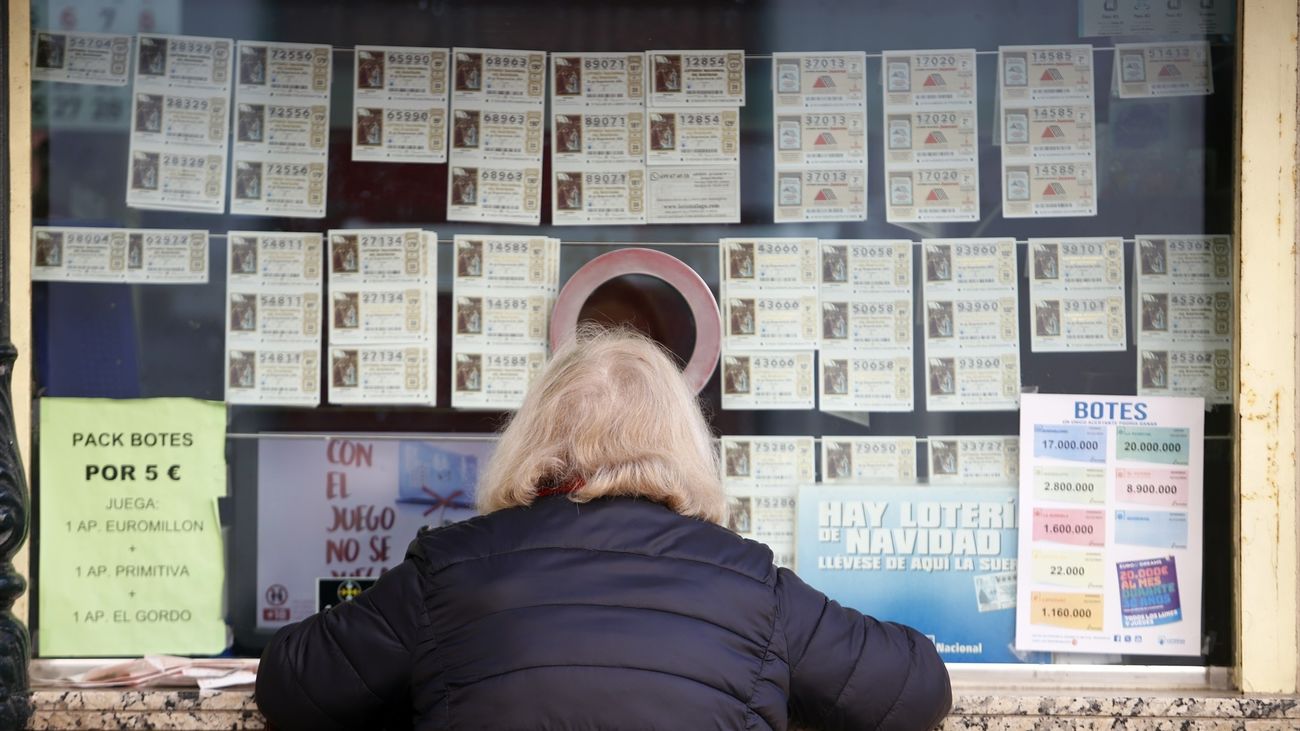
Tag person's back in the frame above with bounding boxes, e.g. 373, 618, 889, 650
257, 328, 952, 730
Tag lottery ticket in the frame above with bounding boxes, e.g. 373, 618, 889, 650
552, 166, 646, 226
551, 110, 645, 165
772, 52, 866, 109
551, 53, 645, 108
774, 109, 867, 166
133, 34, 232, 91
819, 297, 912, 351
452, 289, 552, 347
774, 166, 867, 223
720, 436, 815, 485
127, 34, 232, 213
447, 163, 543, 225
924, 295, 1019, 348
234, 99, 328, 157
355, 46, 449, 102
230, 41, 331, 218
328, 344, 436, 406
1115, 42, 1212, 99
452, 48, 546, 107
226, 346, 320, 406
881, 49, 976, 109
32, 30, 130, 86
353, 102, 448, 163
647, 50, 745, 107
229, 158, 327, 217
451, 345, 548, 410
999, 45, 1095, 104
449, 105, 544, 163
1001, 103, 1094, 160
722, 293, 819, 350
975, 572, 1018, 612
1137, 291, 1232, 341
820, 437, 918, 484
645, 108, 739, 165
1003, 160, 1097, 218
329, 286, 433, 346
719, 350, 815, 410
32, 226, 208, 283
928, 436, 1020, 485
227, 232, 323, 288
884, 108, 977, 165
452, 234, 559, 291
819, 240, 912, 295
885, 166, 979, 223
1028, 236, 1126, 353
724, 485, 798, 567
1134, 235, 1232, 288
924, 351, 1021, 412
818, 352, 914, 412
227, 289, 321, 344
328, 229, 436, 286
353, 46, 450, 163
720, 238, 818, 291
1137, 345, 1231, 404
646, 166, 739, 224
922, 238, 1017, 294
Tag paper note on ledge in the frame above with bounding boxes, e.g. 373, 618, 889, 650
39, 398, 227, 656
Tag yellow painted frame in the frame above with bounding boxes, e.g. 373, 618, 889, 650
1235, 0, 1300, 694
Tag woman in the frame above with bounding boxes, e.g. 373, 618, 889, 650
257, 327, 951, 730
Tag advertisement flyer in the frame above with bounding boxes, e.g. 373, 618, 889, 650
797, 484, 1032, 663
1015, 393, 1204, 656
258, 435, 493, 630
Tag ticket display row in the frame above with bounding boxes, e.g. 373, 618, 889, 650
31, 31, 1214, 224
31, 228, 1234, 409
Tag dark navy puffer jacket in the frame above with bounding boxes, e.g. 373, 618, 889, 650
257, 496, 951, 730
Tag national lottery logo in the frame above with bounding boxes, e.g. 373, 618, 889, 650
814, 132, 837, 146
814, 188, 837, 202
1043, 182, 1067, 196
1040, 67, 1064, 82
926, 188, 949, 202
1041, 125, 1065, 139
812, 75, 836, 89
924, 131, 947, 145
923, 73, 945, 87
1158, 64, 1181, 77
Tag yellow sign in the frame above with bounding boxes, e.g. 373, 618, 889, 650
38, 398, 227, 656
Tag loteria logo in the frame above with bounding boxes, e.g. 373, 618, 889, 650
814, 132, 837, 146
812, 75, 836, 89
923, 73, 945, 87
1040, 67, 1064, 82
1158, 64, 1181, 77
926, 188, 949, 201
814, 188, 838, 202
1041, 125, 1065, 139
924, 131, 947, 145
1042, 182, 1067, 196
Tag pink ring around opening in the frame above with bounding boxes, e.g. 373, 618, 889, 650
549, 248, 721, 394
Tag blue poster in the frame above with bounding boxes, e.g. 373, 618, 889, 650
796, 484, 1040, 663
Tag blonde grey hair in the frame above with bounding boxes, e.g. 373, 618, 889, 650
476, 325, 724, 523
